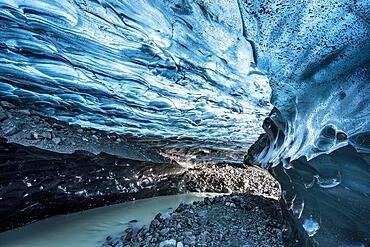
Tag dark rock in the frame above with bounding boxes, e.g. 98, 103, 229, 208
40, 131, 52, 140
124, 228, 133, 242
160, 228, 169, 236
52, 137, 61, 145
0, 111, 8, 121
30, 132, 40, 140
18, 109, 31, 116
159, 239, 176, 247
4, 124, 20, 136
0, 101, 15, 109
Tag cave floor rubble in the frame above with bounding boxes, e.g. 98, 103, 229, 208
103, 193, 285, 247
103, 163, 285, 247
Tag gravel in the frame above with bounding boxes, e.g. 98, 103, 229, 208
102, 193, 285, 247
183, 163, 280, 199
101, 162, 284, 247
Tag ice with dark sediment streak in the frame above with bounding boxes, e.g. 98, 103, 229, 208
241, 0, 370, 246
0, 0, 369, 246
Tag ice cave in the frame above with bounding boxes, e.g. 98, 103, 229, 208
0, 0, 369, 246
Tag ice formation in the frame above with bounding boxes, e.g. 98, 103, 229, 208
0, 0, 271, 152
0, 0, 369, 246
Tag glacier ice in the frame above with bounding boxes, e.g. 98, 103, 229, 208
0, 0, 271, 152
0, 0, 369, 246
241, 0, 369, 245
240, 0, 370, 163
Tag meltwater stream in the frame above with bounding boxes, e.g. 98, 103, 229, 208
0, 194, 210, 247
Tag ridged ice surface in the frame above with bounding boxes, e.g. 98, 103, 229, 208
240, 0, 369, 245
0, 0, 272, 151
240, 0, 370, 164
0, 0, 369, 246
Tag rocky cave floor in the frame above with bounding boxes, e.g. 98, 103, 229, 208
182, 163, 281, 198
103, 193, 285, 247
0, 106, 286, 246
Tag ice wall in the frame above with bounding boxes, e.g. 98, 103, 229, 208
241, 0, 370, 245
240, 0, 369, 164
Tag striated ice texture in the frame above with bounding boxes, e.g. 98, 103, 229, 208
241, 0, 370, 246
240, 0, 370, 164
0, 0, 369, 246
0, 0, 271, 151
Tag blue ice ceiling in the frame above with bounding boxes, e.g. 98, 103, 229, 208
0, 0, 272, 151
0, 0, 369, 245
